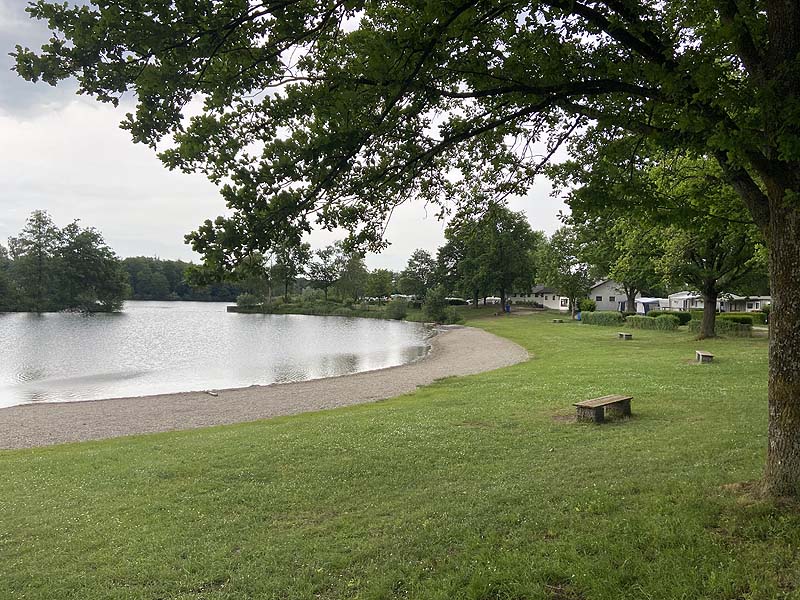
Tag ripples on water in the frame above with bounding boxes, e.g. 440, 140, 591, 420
0, 302, 431, 408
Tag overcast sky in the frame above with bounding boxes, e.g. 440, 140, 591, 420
0, 0, 569, 271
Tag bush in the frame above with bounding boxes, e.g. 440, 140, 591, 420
689, 310, 705, 322
762, 304, 771, 324
423, 285, 450, 322
443, 306, 463, 324
581, 311, 624, 326
625, 314, 679, 330
301, 287, 325, 303
578, 298, 597, 312
341, 297, 354, 308
646, 310, 692, 325
719, 313, 754, 325
688, 318, 752, 337
385, 298, 408, 320
236, 293, 261, 307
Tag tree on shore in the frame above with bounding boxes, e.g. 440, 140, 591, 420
307, 244, 344, 301
6, 211, 127, 312
14, 0, 800, 494
398, 249, 437, 298
536, 228, 593, 317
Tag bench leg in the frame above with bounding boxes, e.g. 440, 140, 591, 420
576, 406, 604, 423
605, 399, 631, 418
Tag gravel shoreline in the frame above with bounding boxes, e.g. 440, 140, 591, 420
0, 325, 528, 449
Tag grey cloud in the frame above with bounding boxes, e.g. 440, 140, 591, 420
0, 0, 81, 118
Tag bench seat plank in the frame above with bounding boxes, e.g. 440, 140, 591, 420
573, 394, 632, 408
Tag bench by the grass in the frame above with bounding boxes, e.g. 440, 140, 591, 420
696, 350, 714, 363
618, 332, 633, 340
574, 394, 633, 423
552, 319, 564, 323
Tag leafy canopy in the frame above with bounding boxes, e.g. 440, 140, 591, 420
15, 0, 797, 265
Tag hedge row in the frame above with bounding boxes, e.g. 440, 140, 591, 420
688, 318, 752, 337
718, 313, 754, 325
625, 314, 680, 330
580, 311, 625, 326
646, 310, 692, 325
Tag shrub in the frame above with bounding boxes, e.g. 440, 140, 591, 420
236, 293, 261, 307
578, 298, 597, 312
688, 318, 752, 337
423, 285, 450, 322
689, 310, 705, 322
581, 311, 624, 326
341, 297, 354, 308
762, 304, 771, 324
301, 287, 325, 303
385, 298, 408, 320
443, 306, 463, 324
647, 310, 692, 325
719, 313, 754, 325
625, 314, 679, 330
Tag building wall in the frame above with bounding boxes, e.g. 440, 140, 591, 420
590, 281, 628, 311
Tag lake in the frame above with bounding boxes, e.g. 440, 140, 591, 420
0, 301, 431, 408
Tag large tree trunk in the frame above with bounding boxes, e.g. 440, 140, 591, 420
698, 287, 717, 340
764, 201, 800, 496
626, 289, 637, 314
473, 288, 479, 308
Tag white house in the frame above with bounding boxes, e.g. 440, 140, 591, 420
510, 285, 569, 311
589, 280, 634, 312
720, 295, 771, 312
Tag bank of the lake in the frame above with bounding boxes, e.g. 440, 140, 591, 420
0, 325, 527, 448
0, 301, 433, 408
2, 312, 792, 600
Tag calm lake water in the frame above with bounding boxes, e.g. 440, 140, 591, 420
0, 301, 431, 408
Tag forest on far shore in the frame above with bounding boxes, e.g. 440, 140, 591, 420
0, 211, 242, 313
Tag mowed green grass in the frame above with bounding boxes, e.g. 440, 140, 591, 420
2, 312, 798, 600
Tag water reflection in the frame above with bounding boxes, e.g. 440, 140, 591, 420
0, 302, 430, 408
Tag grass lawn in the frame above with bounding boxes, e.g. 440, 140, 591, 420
2, 312, 798, 599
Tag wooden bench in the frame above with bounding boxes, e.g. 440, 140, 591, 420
618, 332, 633, 340
696, 350, 714, 363
552, 319, 564, 323
573, 394, 632, 423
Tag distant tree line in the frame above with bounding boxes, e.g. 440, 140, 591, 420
122, 256, 241, 302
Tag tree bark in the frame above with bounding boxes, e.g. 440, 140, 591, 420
699, 288, 718, 340
763, 199, 800, 496
626, 290, 637, 314
473, 288, 479, 308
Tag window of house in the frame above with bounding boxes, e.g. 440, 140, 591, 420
756, 302, 760, 309
747, 302, 754, 310
560, 298, 569, 307
609, 296, 615, 302
595, 296, 602, 302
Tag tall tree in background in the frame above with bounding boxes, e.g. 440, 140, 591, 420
271, 242, 311, 301
13, 0, 800, 495
537, 228, 593, 317
365, 269, 394, 303
335, 252, 368, 302
0, 244, 16, 311
398, 249, 437, 298
572, 214, 663, 313
8, 210, 62, 312
440, 203, 542, 307
307, 243, 344, 301
59, 221, 129, 312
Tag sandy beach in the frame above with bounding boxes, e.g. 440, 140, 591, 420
0, 325, 527, 449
